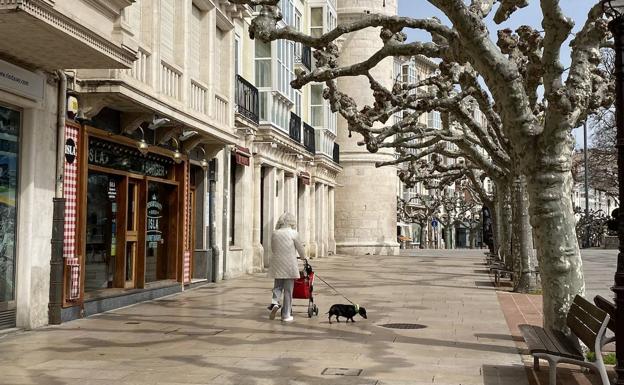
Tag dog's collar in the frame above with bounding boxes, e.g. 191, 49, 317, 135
354, 304, 359, 313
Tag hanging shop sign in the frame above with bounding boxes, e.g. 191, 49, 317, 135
88, 138, 172, 178
65, 138, 76, 164
0, 58, 44, 101
232, 145, 251, 167
298, 171, 311, 186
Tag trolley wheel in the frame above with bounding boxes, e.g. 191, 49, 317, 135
308, 301, 314, 318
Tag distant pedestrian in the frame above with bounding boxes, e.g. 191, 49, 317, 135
267, 212, 305, 322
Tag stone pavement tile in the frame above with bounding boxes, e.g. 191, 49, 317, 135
497, 290, 615, 385
0, 250, 530, 385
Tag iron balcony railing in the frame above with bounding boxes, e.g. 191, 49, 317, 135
235, 74, 259, 124
303, 122, 316, 154
289, 112, 302, 143
333, 142, 340, 164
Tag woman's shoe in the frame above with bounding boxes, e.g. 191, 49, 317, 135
269, 305, 281, 320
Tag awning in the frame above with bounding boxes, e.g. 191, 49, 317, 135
299, 171, 311, 185
233, 145, 251, 166
397, 222, 411, 227
0, 2, 135, 70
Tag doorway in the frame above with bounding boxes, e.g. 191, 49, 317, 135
145, 181, 178, 283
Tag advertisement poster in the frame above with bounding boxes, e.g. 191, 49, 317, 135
147, 192, 163, 249
0, 106, 18, 303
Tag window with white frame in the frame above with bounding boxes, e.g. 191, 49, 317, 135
311, 7, 323, 37
255, 39, 271, 121
428, 111, 442, 129
311, 84, 324, 127
276, 39, 295, 101
295, 90, 302, 117
294, 10, 302, 61
234, 34, 241, 76
279, 0, 294, 26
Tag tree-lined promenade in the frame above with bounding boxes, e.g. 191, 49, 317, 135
230, 0, 618, 337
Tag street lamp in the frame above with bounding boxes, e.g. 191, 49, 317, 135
601, 1, 624, 383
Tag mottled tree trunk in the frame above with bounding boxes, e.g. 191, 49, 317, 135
513, 175, 540, 293
526, 135, 585, 333
419, 221, 426, 249
497, 182, 513, 268
490, 203, 500, 255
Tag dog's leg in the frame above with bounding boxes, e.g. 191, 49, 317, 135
328, 316, 332, 324
336, 316, 340, 323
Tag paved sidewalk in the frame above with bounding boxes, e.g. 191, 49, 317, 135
0, 250, 528, 385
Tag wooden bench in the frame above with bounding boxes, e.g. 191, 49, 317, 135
519, 295, 611, 385
594, 295, 616, 346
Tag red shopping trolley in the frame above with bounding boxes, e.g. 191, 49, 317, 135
292, 258, 319, 318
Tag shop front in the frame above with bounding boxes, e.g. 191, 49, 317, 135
0, 105, 19, 329
62, 125, 193, 318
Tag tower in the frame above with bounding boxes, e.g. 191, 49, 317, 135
334, 0, 400, 256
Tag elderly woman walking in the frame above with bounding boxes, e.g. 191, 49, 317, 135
268, 212, 305, 322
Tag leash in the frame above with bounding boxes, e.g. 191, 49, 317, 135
314, 273, 357, 308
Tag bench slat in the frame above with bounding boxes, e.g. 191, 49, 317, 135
519, 324, 583, 359
568, 296, 608, 349
569, 302, 604, 332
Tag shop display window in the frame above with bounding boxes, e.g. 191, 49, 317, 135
0, 106, 19, 304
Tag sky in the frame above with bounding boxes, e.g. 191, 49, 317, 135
397, 1, 599, 149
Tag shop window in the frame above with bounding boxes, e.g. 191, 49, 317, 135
229, 159, 245, 246
0, 105, 19, 305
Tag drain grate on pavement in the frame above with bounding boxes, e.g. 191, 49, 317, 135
322, 368, 363, 376
379, 323, 427, 330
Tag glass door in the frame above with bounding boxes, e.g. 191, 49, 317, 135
125, 180, 139, 288
0, 106, 19, 325
85, 172, 120, 292
146, 182, 177, 282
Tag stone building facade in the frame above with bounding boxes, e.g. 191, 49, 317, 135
0, 0, 136, 330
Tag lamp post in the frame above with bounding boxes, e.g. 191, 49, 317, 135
601, 1, 624, 382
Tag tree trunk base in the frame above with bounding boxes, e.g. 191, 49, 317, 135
514, 271, 541, 294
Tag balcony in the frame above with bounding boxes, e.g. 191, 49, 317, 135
235, 75, 259, 125
303, 122, 316, 154
333, 143, 340, 164
289, 112, 302, 143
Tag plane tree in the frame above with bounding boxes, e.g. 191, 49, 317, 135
229, 0, 613, 332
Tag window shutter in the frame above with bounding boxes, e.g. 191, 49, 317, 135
129, 0, 142, 41
190, 5, 201, 78
161, 0, 175, 61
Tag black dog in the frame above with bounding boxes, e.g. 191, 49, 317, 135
327, 304, 367, 324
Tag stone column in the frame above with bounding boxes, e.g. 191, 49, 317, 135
335, 0, 399, 256
328, 187, 336, 254
262, 166, 276, 267
252, 162, 264, 272
276, 169, 285, 217
308, 181, 317, 258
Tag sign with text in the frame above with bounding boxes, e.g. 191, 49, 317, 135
88, 138, 171, 178
0, 59, 44, 101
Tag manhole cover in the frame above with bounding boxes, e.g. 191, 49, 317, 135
379, 323, 427, 330
322, 368, 362, 376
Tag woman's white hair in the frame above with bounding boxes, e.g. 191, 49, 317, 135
275, 212, 297, 230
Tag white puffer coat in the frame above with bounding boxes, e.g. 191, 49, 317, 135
269, 228, 305, 279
